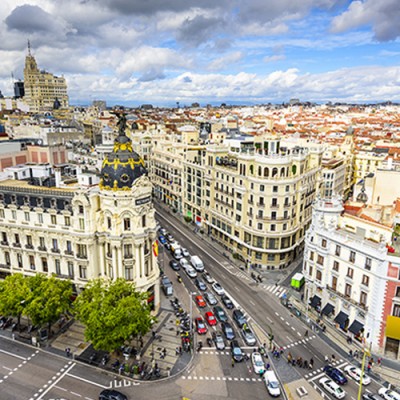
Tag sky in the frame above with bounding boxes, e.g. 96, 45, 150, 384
0, 0, 399, 106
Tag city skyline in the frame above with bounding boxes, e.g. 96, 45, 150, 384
0, 0, 399, 106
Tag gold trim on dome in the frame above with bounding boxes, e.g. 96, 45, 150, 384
113, 142, 133, 153
101, 157, 145, 170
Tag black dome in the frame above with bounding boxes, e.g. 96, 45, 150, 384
100, 116, 147, 191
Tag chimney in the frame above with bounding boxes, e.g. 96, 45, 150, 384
55, 168, 62, 188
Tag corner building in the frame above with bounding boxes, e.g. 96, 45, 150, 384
0, 126, 160, 310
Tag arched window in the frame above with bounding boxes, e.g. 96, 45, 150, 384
264, 167, 269, 177
280, 167, 285, 177
272, 168, 278, 177
292, 165, 297, 175
258, 166, 262, 176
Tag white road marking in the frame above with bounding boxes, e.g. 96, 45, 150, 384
250, 300, 256, 306
0, 349, 27, 361
66, 373, 111, 389
267, 317, 273, 323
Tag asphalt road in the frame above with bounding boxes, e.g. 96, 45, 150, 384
156, 207, 386, 400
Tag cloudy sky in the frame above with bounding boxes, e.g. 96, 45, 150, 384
0, 0, 399, 106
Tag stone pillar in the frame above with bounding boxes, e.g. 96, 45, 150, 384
98, 241, 105, 277
112, 245, 118, 279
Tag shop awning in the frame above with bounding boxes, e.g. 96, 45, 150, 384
348, 320, 364, 335
309, 295, 321, 308
334, 311, 349, 325
386, 316, 400, 340
321, 303, 335, 316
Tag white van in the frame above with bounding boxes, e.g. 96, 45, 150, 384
264, 371, 281, 397
190, 255, 204, 272
173, 247, 183, 260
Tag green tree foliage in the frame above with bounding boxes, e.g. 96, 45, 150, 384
74, 278, 153, 352
0, 273, 30, 328
25, 275, 72, 334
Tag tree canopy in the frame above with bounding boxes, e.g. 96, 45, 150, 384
74, 278, 153, 352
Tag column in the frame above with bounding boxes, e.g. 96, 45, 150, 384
99, 241, 105, 277
112, 245, 118, 279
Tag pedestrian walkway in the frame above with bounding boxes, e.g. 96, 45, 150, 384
263, 284, 288, 298
180, 375, 262, 383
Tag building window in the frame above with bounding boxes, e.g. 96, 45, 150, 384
142, 215, 146, 227
42, 258, 48, 273
38, 214, 43, 223
67, 262, 74, 278
333, 261, 339, 271
395, 286, 400, 297
17, 253, 23, 268
51, 215, 56, 225
79, 265, 87, 279
349, 251, 356, 263
29, 255, 35, 270
125, 267, 133, 281
5, 252, 10, 266
26, 235, 32, 247
309, 251, 314, 261
316, 270, 322, 281
24, 212, 30, 222
271, 224, 276, 232
79, 218, 85, 230
308, 265, 313, 276
64, 216, 70, 226
317, 255, 324, 265
360, 291, 367, 306
321, 239, 327, 248
365, 257, 372, 270
345, 283, 352, 297
271, 198, 277, 207
107, 217, 112, 229
347, 267, 354, 279
268, 254, 275, 261
393, 304, 400, 317
257, 223, 263, 230
77, 244, 87, 258
0, 209, 4, 218
271, 211, 277, 220
124, 218, 131, 231
78, 205, 84, 214
39, 237, 46, 250
15, 234, 20, 244
66, 240, 72, 253
52, 239, 58, 251
362, 275, 369, 287
332, 276, 337, 290
55, 259, 61, 275
335, 245, 341, 256
12, 210, 16, 220
124, 244, 133, 258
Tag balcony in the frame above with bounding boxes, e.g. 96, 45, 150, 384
270, 204, 279, 209
51, 248, 61, 253
64, 250, 74, 256
0, 241, 9, 246
76, 253, 88, 260
326, 285, 368, 312
0, 264, 10, 269
13, 242, 21, 248
25, 244, 34, 250
38, 246, 47, 252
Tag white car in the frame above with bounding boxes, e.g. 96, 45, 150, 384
184, 265, 197, 278
203, 271, 214, 284
180, 258, 190, 268
319, 377, 346, 399
344, 365, 371, 385
212, 282, 225, 296
182, 248, 190, 257
251, 352, 265, 375
379, 388, 400, 400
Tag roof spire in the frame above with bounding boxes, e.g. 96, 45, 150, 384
27, 39, 31, 56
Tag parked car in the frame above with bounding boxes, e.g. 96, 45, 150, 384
378, 388, 400, 400
221, 295, 234, 309
158, 235, 167, 245
212, 331, 225, 350
232, 309, 247, 328
230, 340, 243, 362
99, 389, 128, 400
180, 258, 190, 268
182, 248, 190, 257
362, 394, 384, 400
323, 365, 348, 385
205, 311, 217, 326
159, 228, 167, 236
241, 326, 257, 346
166, 234, 175, 243
204, 292, 218, 305
203, 271, 214, 284
213, 306, 228, 323
319, 377, 346, 399
221, 322, 235, 341
195, 317, 207, 335
169, 260, 180, 271
344, 365, 371, 385
195, 295, 206, 308
212, 282, 225, 296
194, 278, 207, 291
251, 352, 265, 375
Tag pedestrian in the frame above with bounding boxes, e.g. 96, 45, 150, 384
331, 354, 336, 363
349, 350, 353, 357
304, 360, 308, 369
309, 358, 314, 369
279, 346, 284, 355
291, 359, 296, 367
152, 330, 156, 339
304, 330, 309, 338
266, 363, 270, 370
367, 363, 371, 373
139, 338, 144, 348
232, 357, 235, 367
65, 347, 71, 357
377, 357, 382, 367
354, 350, 359, 359
324, 355, 329, 363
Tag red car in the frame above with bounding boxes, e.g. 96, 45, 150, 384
196, 295, 206, 308
205, 311, 217, 326
195, 317, 208, 335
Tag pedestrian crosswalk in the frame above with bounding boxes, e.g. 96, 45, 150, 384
263, 284, 288, 298
181, 375, 262, 383
281, 336, 316, 350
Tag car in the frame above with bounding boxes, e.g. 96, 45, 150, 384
194, 278, 207, 291
319, 377, 346, 399
122, 346, 133, 358
203, 271, 214, 284
264, 371, 281, 397
230, 340, 243, 362
164, 242, 171, 251
169, 260, 180, 271
204, 292, 218, 305
205, 311, 217, 326
159, 228, 167, 236
184, 265, 197, 278
362, 394, 384, 400
158, 235, 167, 244
378, 388, 400, 400
213, 306, 228, 322
323, 365, 348, 385
195, 295, 206, 308
182, 248, 190, 257
221, 322, 235, 341
166, 234, 175, 243
180, 258, 190, 268
241, 326, 257, 346
212, 331, 226, 350
195, 317, 208, 335
99, 389, 128, 400
221, 295, 234, 309
344, 365, 371, 385
232, 309, 247, 328
212, 282, 225, 296
251, 352, 265, 375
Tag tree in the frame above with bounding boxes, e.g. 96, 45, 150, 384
74, 278, 153, 352
0, 273, 30, 330
25, 275, 73, 336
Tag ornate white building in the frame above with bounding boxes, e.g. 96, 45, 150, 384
0, 117, 160, 310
